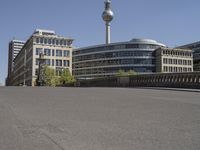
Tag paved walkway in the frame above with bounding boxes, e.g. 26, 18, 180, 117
0, 87, 200, 150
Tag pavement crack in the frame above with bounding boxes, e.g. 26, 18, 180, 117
42, 132, 66, 150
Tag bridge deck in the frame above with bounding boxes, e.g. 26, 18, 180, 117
0, 87, 200, 150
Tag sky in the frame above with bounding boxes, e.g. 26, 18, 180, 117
0, 0, 200, 85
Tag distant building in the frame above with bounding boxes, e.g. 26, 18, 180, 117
11, 29, 73, 86
6, 40, 25, 85
177, 41, 200, 71
73, 39, 166, 79
155, 47, 193, 73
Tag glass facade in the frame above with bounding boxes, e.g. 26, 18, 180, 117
73, 39, 166, 79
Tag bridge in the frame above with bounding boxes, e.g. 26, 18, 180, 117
0, 87, 200, 150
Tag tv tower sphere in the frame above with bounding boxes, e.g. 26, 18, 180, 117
102, 0, 114, 22
102, 0, 114, 44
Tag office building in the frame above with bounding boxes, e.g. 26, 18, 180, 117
155, 47, 193, 73
6, 40, 25, 85
11, 29, 73, 86
177, 41, 200, 71
73, 39, 166, 79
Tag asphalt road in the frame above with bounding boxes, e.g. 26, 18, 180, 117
0, 87, 200, 150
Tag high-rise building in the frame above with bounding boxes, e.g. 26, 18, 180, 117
177, 41, 200, 71
6, 40, 25, 85
11, 29, 73, 86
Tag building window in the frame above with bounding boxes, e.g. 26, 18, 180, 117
44, 38, 47, 44
163, 58, 167, 64
35, 68, 39, 76
35, 58, 39, 65
36, 48, 42, 55
56, 40, 59, 45
56, 50, 62, 57
60, 40, 63, 45
48, 39, 51, 44
174, 59, 177, 64
52, 59, 54, 66
63, 60, 69, 67
36, 38, 39, 43
44, 49, 51, 56
52, 39, 55, 45
178, 59, 182, 65
45, 59, 51, 66
64, 50, 70, 57
183, 67, 187, 72
52, 49, 55, 56
40, 38, 44, 44
188, 60, 191, 65
64, 40, 67, 46
56, 60, 62, 66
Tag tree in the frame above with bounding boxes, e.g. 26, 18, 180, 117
116, 69, 126, 76
59, 68, 76, 85
127, 69, 137, 76
38, 66, 75, 86
43, 66, 58, 86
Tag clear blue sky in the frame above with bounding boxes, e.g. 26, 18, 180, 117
0, 0, 200, 84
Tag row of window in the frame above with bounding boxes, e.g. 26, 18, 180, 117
73, 44, 161, 55
163, 66, 192, 72
35, 37, 68, 46
163, 58, 192, 65
73, 67, 154, 76
126, 44, 160, 49
162, 50, 192, 57
36, 59, 70, 67
36, 48, 70, 57
73, 59, 154, 69
74, 51, 153, 62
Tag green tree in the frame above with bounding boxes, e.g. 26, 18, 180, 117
127, 69, 137, 76
116, 69, 126, 76
59, 68, 76, 85
43, 66, 58, 86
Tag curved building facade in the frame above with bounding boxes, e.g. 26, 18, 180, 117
73, 39, 166, 79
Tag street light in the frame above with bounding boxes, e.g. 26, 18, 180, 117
37, 52, 45, 86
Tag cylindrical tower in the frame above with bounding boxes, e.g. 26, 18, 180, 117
102, 0, 114, 45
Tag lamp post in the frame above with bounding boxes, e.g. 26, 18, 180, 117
23, 49, 26, 86
37, 52, 45, 86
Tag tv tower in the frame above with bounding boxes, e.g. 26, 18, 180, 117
102, 0, 114, 45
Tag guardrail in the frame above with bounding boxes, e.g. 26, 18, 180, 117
77, 72, 200, 89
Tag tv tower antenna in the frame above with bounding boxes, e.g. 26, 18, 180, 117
102, 0, 114, 45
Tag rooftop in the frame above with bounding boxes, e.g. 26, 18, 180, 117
33, 29, 56, 36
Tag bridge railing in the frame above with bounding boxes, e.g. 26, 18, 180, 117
128, 72, 200, 88
78, 72, 200, 89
